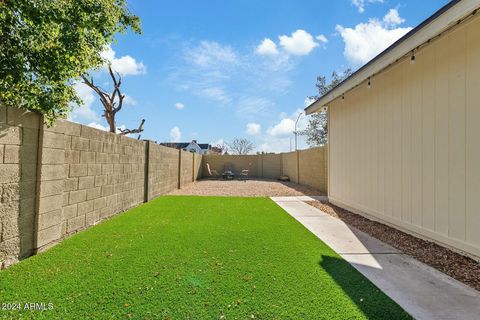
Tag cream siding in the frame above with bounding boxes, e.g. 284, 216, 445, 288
328, 14, 480, 258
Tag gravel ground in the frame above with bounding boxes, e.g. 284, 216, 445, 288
306, 200, 480, 292
168, 179, 326, 197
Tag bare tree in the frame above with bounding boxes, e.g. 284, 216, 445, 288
228, 138, 255, 155
214, 141, 229, 155
81, 65, 145, 135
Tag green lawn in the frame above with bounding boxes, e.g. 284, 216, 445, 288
0, 196, 410, 319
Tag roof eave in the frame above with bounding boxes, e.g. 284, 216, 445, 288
305, 0, 479, 115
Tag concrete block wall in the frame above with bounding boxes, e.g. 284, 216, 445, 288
179, 151, 194, 188
35, 121, 148, 251
147, 142, 181, 200
281, 152, 299, 183
202, 147, 328, 193
194, 152, 203, 180
0, 107, 39, 267
298, 147, 328, 193
0, 107, 201, 267
258, 154, 282, 179
203, 155, 259, 177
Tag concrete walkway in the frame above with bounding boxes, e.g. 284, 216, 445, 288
271, 196, 480, 320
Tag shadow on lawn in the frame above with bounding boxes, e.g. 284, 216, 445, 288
319, 255, 411, 319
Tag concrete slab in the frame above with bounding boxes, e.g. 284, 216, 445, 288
271, 197, 480, 320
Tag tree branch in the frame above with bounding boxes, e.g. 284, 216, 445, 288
118, 119, 145, 135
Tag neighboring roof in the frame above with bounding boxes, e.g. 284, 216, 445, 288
198, 144, 210, 149
159, 142, 211, 150
305, 0, 480, 114
159, 142, 190, 149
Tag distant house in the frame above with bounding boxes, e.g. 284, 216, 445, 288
159, 140, 221, 155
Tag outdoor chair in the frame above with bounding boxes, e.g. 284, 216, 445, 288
222, 163, 235, 180
240, 169, 249, 181
205, 163, 220, 179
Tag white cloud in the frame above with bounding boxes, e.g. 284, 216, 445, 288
246, 122, 261, 135
267, 109, 307, 138
267, 118, 295, 137
69, 82, 100, 123
211, 138, 225, 146
174, 102, 185, 110
383, 8, 405, 26
255, 38, 279, 55
337, 9, 412, 66
304, 97, 316, 107
87, 122, 128, 135
123, 95, 137, 106
259, 109, 308, 152
279, 30, 319, 56
352, 0, 384, 13
170, 126, 182, 142
87, 122, 108, 131
170, 39, 297, 112
316, 34, 328, 44
236, 97, 274, 119
185, 41, 238, 68
101, 45, 146, 76
196, 87, 231, 104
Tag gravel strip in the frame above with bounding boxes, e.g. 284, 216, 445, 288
306, 200, 480, 292
169, 179, 326, 197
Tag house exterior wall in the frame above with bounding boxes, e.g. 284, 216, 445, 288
328, 14, 480, 258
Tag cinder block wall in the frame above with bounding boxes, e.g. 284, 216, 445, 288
0, 107, 40, 266
147, 142, 180, 201
36, 121, 147, 251
202, 147, 327, 193
281, 152, 298, 183
298, 147, 328, 193
259, 154, 282, 179
203, 155, 259, 177
179, 151, 194, 188
0, 107, 201, 267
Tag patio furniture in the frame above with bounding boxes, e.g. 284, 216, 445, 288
240, 169, 249, 181
222, 163, 235, 180
222, 170, 235, 180
205, 163, 220, 179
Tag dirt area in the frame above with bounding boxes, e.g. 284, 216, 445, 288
168, 179, 325, 197
306, 200, 480, 292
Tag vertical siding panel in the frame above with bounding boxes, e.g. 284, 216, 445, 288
401, 62, 412, 223
330, 103, 336, 198
329, 103, 335, 197
448, 28, 467, 241
392, 64, 403, 221
434, 37, 450, 236
411, 49, 423, 226
334, 101, 339, 199
421, 44, 436, 231
346, 95, 352, 202
372, 78, 379, 213
364, 82, 378, 211
354, 90, 361, 206
359, 89, 365, 207
377, 73, 385, 214
465, 17, 480, 246
384, 70, 394, 217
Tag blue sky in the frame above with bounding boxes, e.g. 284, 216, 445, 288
70, 0, 448, 153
